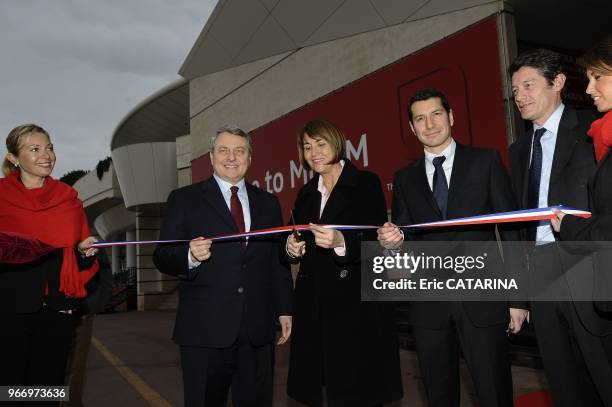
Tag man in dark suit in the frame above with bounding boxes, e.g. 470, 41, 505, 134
508, 49, 612, 406
378, 88, 528, 407
153, 125, 293, 407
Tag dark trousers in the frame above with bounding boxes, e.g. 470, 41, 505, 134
530, 246, 612, 407
412, 302, 512, 407
180, 320, 274, 407
0, 309, 75, 407
0, 309, 75, 386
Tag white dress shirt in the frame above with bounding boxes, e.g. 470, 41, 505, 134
424, 138, 456, 190
529, 103, 564, 245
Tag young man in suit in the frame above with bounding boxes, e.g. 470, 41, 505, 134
153, 125, 293, 407
378, 88, 528, 407
508, 49, 612, 406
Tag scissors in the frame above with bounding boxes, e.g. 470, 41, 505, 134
290, 210, 301, 242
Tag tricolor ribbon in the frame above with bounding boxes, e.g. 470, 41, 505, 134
407, 205, 590, 228
91, 205, 590, 248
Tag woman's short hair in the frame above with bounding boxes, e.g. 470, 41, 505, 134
297, 119, 346, 170
579, 34, 612, 75
3, 124, 50, 176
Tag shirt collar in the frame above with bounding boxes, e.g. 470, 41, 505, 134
535, 103, 564, 135
424, 138, 456, 164
213, 173, 246, 194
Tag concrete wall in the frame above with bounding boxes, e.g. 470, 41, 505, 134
189, 2, 502, 160
73, 165, 121, 208
112, 142, 177, 209
176, 134, 193, 188
93, 203, 134, 241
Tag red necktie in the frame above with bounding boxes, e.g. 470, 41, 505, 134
230, 186, 245, 233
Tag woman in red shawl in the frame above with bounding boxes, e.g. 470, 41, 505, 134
0, 124, 99, 388
552, 35, 612, 313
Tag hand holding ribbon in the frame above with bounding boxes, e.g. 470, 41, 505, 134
189, 237, 212, 262
550, 208, 566, 233
377, 222, 403, 249
310, 223, 345, 249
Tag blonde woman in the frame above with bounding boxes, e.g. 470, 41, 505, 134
0, 124, 98, 388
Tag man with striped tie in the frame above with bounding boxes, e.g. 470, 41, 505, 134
509, 48, 612, 407
153, 125, 293, 407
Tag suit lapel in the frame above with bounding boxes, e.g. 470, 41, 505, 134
318, 161, 356, 223
447, 143, 469, 209
549, 108, 579, 191
245, 183, 260, 231
414, 158, 441, 217
517, 138, 531, 208
319, 190, 349, 224
294, 177, 321, 223
201, 177, 237, 232
242, 184, 261, 253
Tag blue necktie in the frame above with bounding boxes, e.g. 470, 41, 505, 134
528, 128, 547, 210
527, 128, 546, 242
432, 156, 448, 219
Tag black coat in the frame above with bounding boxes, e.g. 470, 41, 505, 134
561, 150, 612, 313
392, 143, 523, 328
153, 177, 293, 348
509, 106, 612, 334
0, 248, 94, 313
0, 248, 95, 386
284, 160, 402, 407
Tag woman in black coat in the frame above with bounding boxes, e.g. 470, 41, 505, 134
283, 119, 402, 407
552, 35, 612, 312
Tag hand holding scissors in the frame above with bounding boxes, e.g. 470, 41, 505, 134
287, 210, 306, 257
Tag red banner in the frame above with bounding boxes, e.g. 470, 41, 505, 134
192, 17, 508, 220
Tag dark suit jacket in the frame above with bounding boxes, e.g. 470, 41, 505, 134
392, 142, 522, 328
509, 105, 612, 334
509, 106, 595, 229
284, 160, 402, 407
561, 150, 612, 313
153, 177, 293, 348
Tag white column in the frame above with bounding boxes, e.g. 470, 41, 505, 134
126, 230, 136, 269
111, 243, 121, 275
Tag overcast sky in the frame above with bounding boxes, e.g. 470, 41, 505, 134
0, 0, 216, 178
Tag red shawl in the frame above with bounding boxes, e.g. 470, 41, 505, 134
0, 171, 99, 298
588, 110, 612, 162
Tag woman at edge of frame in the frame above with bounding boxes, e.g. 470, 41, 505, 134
0, 123, 99, 392
552, 35, 612, 314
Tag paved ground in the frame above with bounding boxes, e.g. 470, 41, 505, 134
81, 310, 548, 407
